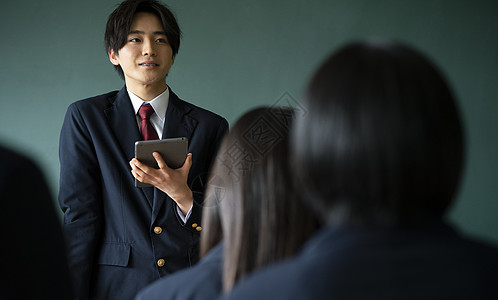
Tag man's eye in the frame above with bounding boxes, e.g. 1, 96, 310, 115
156, 38, 168, 43
129, 38, 141, 42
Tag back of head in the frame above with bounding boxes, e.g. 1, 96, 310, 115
0, 145, 73, 298
201, 107, 319, 291
293, 40, 464, 225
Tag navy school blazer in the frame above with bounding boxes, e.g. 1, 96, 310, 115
225, 221, 498, 300
135, 242, 223, 300
59, 87, 228, 299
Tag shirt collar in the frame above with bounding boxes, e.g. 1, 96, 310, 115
128, 87, 169, 121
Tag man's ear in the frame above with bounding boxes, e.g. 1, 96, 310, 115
108, 48, 119, 66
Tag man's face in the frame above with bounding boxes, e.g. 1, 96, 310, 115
109, 12, 174, 92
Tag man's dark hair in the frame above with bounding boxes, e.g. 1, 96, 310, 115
292, 40, 464, 226
104, 0, 181, 79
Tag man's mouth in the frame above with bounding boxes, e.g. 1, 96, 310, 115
139, 62, 159, 66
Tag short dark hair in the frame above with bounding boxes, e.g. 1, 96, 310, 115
293, 40, 464, 225
201, 107, 320, 292
104, 0, 181, 79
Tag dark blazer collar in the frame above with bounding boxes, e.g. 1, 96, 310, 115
162, 88, 198, 141
104, 87, 141, 162
300, 219, 457, 258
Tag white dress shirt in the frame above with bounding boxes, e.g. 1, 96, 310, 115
128, 88, 192, 223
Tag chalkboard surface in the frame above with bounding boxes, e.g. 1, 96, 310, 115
1, 0, 496, 243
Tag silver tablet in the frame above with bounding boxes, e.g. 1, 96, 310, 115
134, 137, 188, 188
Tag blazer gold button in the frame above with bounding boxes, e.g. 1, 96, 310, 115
192, 223, 198, 228
157, 258, 165, 267
153, 226, 162, 234
196, 226, 202, 231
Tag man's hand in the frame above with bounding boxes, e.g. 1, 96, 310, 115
130, 152, 193, 215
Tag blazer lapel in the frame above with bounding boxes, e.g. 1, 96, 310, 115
162, 90, 197, 140
152, 90, 198, 223
104, 87, 154, 208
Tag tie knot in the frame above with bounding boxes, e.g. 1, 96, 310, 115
138, 104, 155, 120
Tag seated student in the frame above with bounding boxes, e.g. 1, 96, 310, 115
135, 107, 320, 300
0, 145, 72, 299
224, 40, 498, 300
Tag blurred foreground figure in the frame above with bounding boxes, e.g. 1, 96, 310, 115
225, 40, 498, 300
0, 145, 72, 299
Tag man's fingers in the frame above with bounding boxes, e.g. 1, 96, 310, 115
131, 169, 143, 182
182, 153, 192, 169
131, 158, 152, 173
153, 152, 191, 172
153, 152, 169, 170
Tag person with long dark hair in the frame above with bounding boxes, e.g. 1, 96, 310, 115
224, 40, 498, 299
135, 107, 320, 299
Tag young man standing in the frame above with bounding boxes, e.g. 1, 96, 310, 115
58, 1, 228, 299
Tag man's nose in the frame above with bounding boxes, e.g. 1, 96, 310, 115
142, 39, 156, 56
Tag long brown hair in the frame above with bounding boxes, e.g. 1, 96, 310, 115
200, 106, 320, 292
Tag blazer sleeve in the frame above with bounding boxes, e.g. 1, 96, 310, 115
58, 102, 103, 298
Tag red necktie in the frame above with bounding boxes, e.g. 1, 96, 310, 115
138, 104, 159, 140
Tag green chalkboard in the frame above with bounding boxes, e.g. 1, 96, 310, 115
1, 0, 496, 243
